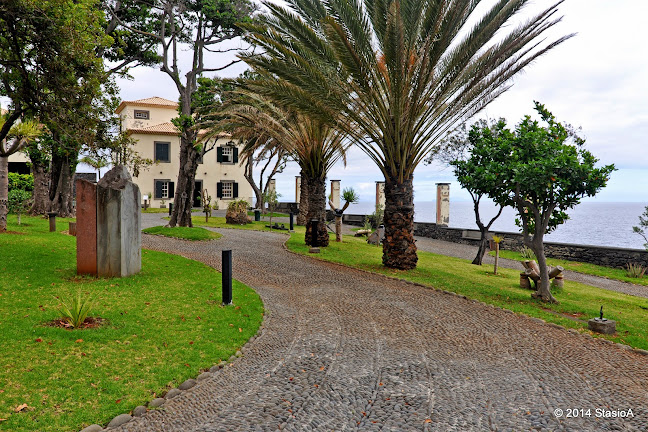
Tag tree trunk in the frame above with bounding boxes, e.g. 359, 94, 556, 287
297, 171, 309, 226
0, 156, 8, 232
169, 132, 199, 227
473, 229, 489, 265
335, 216, 342, 242
244, 158, 263, 209
494, 243, 499, 275
530, 238, 557, 303
382, 176, 417, 269
48, 153, 75, 217
30, 161, 50, 215
304, 175, 328, 247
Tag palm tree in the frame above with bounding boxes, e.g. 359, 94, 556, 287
240, 0, 573, 269
0, 118, 41, 231
218, 89, 348, 246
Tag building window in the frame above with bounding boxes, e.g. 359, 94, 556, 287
222, 181, 233, 199
134, 110, 150, 120
217, 143, 238, 164
154, 180, 174, 199
217, 181, 238, 200
222, 146, 233, 163
155, 142, 170, 163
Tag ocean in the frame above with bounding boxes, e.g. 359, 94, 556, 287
344, 201, 648, 250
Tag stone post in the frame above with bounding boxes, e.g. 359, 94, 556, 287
330, 179, 341, 210
436, 183, 450, 226
268, 178, 276, 195
375, 181, 385, 211
295, 176, 301, 203
96, 166, 141, 277
76, 179, 97, 275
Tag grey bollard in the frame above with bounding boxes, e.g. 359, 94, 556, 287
168, 203, 173, 216
48, 212, 58, 232
254, 210, 260, 221
222, 250, 232, 305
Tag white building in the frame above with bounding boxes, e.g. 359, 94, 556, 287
116, 97, 253, 209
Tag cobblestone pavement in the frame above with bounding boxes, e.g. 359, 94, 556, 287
116, 216, 648, 431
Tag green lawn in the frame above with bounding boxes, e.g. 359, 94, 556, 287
246, 211, 288, 218
142, 225, 222, 241
0, 215, 263, 432
286, 233, 648, 350
192, 216, 293, 232
493, 249, 648, 286
141, 207, 169, 214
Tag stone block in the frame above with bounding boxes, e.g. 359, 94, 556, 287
588, 318, 616, 335
97, 166, 141, 278
76, 179, 97, 275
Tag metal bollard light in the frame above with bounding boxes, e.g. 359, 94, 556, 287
254, 210, 260, 222
48, 212, 58, 232
222, 249, 233, 305
289, 212, 294, 231
168, 202, 173, 216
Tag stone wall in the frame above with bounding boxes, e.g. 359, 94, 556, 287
342, 214, 648, 269
413, 221, 648, 269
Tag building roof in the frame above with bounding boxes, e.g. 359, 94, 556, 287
127, 122, 232, 138
115, 97, 178, 114
127, 122, 180, 136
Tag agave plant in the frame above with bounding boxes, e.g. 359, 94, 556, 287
58, 292, 94, 329
241, 0, 573, 269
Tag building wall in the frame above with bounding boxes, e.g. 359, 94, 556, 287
118, 105, 177, 131
131, 132, 253, 209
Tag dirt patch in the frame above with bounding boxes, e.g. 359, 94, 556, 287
0, 231, 26, 235
44, 317, 108, 329
541, 308, 586, 322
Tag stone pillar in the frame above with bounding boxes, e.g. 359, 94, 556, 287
268, 178, 276, 195
330, 179, 341, 209
436, 183, 450, 226
375, 181, 385, 210
76, 179, 97, 275
295, 176, 301, 203
96, 166, 141, 277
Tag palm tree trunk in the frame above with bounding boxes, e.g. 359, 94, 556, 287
297, 171, 309, 226
382, 176, 417, 269
0, 156, 8, 232
169, 134, 199, 227
304, 175, 328, 247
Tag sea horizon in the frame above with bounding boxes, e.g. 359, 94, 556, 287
343, 201, 648, 251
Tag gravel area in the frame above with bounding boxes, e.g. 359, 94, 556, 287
110, 214, 648, 431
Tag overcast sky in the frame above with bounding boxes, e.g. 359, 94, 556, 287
114, 0, 648, 204
2, 0, 641, 204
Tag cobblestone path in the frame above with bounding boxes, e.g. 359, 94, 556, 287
117, 226, 648, 432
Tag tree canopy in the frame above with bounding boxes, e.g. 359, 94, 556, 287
454, 102, 615, 302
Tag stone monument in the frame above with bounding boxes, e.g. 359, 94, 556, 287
76, 165, 141, 277
97, 165, 142, 277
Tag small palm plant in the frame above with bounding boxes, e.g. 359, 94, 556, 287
58, 292, 94, 329
329, 188, 359, 242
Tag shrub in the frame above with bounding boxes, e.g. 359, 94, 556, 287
520, 246, 537, 261
8, 172, 34, 192
226, 199, 250, 225
625, 263, 646, 279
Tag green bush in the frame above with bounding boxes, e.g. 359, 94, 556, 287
8, 172, 34, 192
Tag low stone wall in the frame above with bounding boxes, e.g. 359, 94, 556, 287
413, 221, 648, 269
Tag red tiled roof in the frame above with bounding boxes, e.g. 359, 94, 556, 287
115, 97, 179, 114
127, 122, 232, 138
